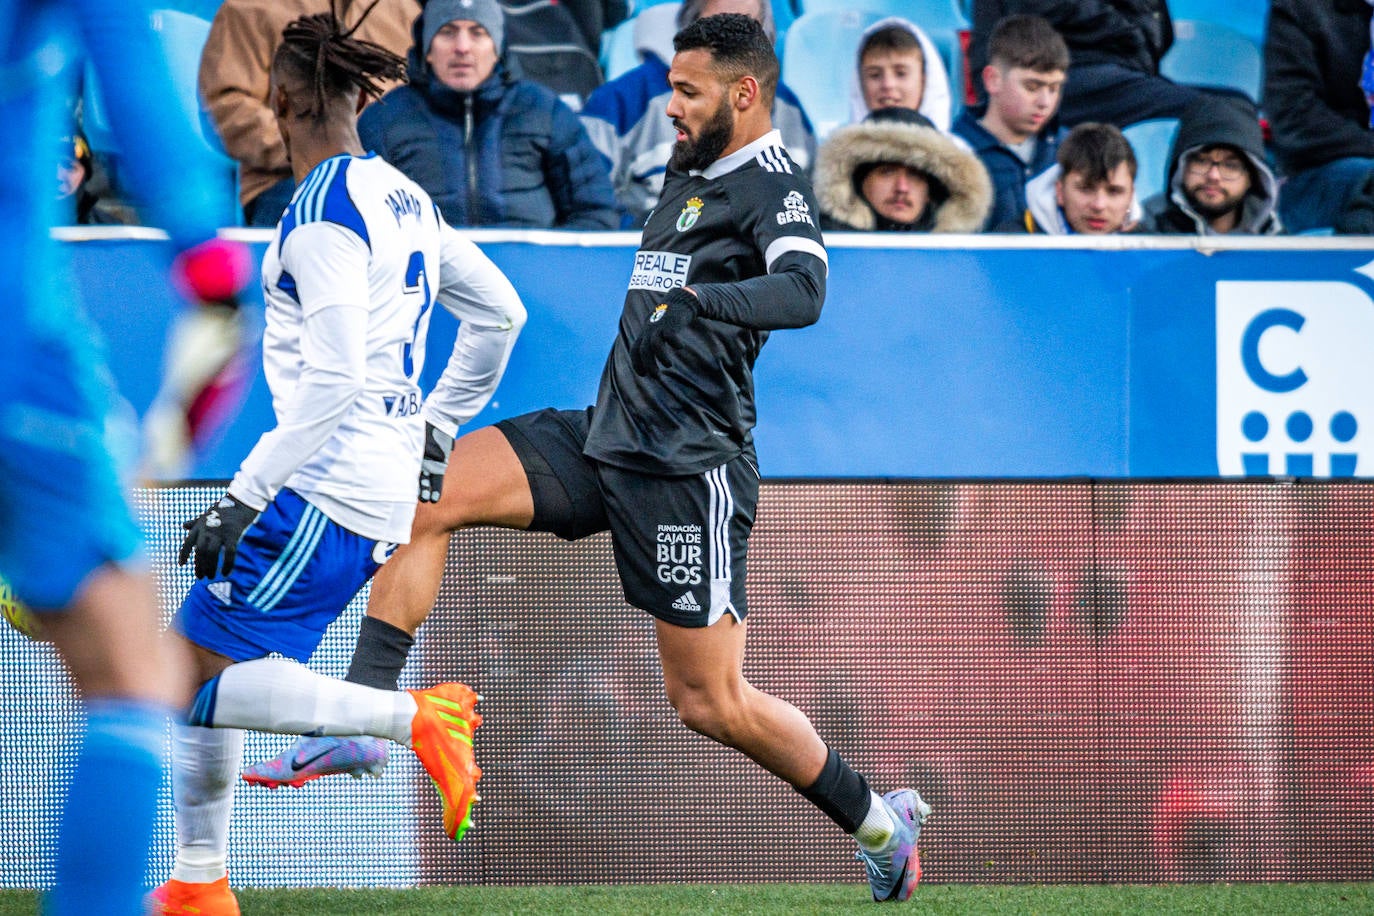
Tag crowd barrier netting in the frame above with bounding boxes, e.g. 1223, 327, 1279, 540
3, 479, 1372, 888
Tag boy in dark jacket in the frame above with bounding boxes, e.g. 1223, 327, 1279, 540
969, 0, 1200, 127
953, 14, 1068, 230
359, 0, 619, 229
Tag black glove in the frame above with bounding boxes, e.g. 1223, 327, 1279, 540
629, 287, 700, 377
178, 492, 260, 579
418, 422, 454, 503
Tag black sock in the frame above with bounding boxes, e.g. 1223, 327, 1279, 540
343, 616, 414, 690
797, 747, 873, 834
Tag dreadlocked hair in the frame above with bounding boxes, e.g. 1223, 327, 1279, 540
274, 0, 407, 123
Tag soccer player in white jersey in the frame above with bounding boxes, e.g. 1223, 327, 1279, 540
149, 12, 526, 915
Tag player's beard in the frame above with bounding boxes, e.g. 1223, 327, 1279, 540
669, 96, 735, 172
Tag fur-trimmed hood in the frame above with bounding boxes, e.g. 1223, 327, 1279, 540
815, 119, 992, 232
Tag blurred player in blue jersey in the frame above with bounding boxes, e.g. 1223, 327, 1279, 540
0, 2, 254, 914
148, 11, 525, 914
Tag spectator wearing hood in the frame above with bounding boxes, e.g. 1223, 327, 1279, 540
849, 17, 955, 133
200, 0, 419, 227
579, 0, 815, 226
1141, 95, 1281, 235
968, 1, 1200, 128
1004, 121, 1142, 233
954, 14, 1068, 231
358, 0, 619, 228
816, 108, 992, 232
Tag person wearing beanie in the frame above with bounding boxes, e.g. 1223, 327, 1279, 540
816, 107, 993, 232
200, 0, 419, 226
356, 0, 619, 228
1141, 94, 1282, 236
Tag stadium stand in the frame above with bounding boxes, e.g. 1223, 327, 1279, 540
1122, 116, 1180, 204
1167, 0, 1268, 47
1161, 19, 1263, 104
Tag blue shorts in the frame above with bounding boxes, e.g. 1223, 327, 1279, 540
0, 313, 142, 611
174, 489, 393, 662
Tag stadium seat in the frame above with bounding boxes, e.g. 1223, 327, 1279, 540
781, 9, 885, 139
1166, 0, 1268, 47
1161, 19, 1262, 104
1122, 117, 1180, 205
770, 0, 797, 47
149, 8, 240, 224
600, 16, 641, 81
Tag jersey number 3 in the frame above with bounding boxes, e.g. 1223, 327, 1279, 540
402, 250, 434, 380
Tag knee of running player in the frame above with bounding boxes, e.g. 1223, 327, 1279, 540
664, 677, 750, 745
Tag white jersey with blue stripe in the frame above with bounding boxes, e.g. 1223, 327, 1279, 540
233, 153, 442, 543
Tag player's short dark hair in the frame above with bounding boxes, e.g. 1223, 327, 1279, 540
273, 6, 407, 123
677, 0, 775, 45
1058, 122, 1137, 184
674, 13, 779, 106
858, 24, 924, 67
987, 14, 1069, 73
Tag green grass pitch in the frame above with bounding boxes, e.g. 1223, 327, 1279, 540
3, 883, 1373, 914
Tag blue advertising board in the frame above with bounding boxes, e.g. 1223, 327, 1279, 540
61, 229, 1374, 479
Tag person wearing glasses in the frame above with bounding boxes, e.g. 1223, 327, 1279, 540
1142, 95, 1282, 236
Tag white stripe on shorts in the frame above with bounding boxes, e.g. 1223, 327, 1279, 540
705, 464, 738, 626
247, 504, 327, 612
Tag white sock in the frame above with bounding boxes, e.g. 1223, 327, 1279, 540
171, 724, 243, 884
853, 790, 896, 852
208, 658, 417, 745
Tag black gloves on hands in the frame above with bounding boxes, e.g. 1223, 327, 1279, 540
179, 493, 260, 580
629, 287, 700, 377
419, 422, 454, 503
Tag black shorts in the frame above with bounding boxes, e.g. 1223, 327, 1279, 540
496, 408, 758, 627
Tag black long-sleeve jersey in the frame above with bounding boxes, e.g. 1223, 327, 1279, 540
583, 129, 829, 476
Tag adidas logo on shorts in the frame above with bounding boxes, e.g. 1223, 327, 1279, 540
208, 581, 232, 605
672, 591, 701, 613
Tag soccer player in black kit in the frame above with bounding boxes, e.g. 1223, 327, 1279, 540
248, 13, 931, 901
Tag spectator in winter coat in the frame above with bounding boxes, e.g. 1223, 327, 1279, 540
969, 1, 1200, 127
359, 0, 619, 228
579, 0, 815, 226
953, 14, 1068, 230
816, 108, 992, 232
1264, 0, 1374, 233
1141, 95, 1281, 235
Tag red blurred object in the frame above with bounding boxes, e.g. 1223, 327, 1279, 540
961, 29, 978, 107
172, 237, 252, 305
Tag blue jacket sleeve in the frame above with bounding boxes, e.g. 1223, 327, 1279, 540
545, 100, 621, 229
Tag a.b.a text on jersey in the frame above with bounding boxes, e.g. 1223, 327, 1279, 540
629, 250, 692, 292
